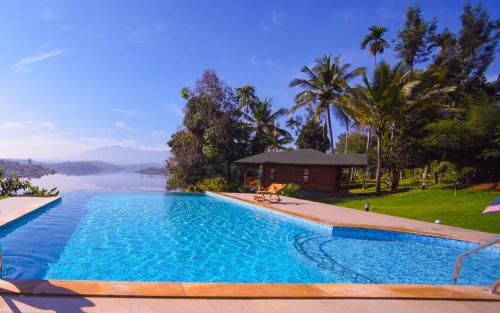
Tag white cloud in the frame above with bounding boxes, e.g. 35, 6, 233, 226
0, 119, 165, 159
115, 121, 136, 132
12, 49, 64, 72
0, 120, 56, 131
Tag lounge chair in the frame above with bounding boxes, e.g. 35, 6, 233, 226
254, 183, 286, 203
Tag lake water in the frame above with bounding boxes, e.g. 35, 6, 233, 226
29, 172, 166, 194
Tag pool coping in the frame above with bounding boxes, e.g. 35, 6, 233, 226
213, 192, 499, 244
0, 193, 498, 301
0, 196, 61, 228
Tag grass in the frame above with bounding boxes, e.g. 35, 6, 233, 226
0, 196, 7, 200
317, 183, 500, 234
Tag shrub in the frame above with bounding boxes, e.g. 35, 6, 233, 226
281, 183, 301, 196
0, 175, 30, 196
0, 169, 59, 197
24, 185, 60, 197
192, 177, 232, 192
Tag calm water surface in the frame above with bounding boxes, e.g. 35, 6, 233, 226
29, 172, 166, 193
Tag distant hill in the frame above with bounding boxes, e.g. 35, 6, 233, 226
44, 161, 123, 176
72, 146, 168, 165
0, 159, 55, 178
136, 166, 165, 176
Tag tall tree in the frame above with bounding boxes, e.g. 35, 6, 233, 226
243, 98, 291, 153
395, 5, 437, 74
431, 2, 499, 100
289, 105, 330, 152
167, 70, 251, 189
341, 62, 451, 194
235, 85, 257, 113
361, 25, 389, 71
290, 54, 364, 154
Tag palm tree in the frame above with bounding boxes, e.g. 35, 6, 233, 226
342, 62, 453, 195
340, 62, 410, 195
290, 54, 364, 154
235, 85, 257, 113
361, 25, 389, 71
243, 98, 291, 153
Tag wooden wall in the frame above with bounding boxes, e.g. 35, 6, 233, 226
261, 164, 340, 191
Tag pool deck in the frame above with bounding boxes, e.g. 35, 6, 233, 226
0, 194, 498, 312
219, 192, 499, 243
0, 196, 60, 227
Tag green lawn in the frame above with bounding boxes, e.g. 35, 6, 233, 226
317, 185, 500, 234
0, 196, 7, 200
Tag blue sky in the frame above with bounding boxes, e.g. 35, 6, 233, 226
0, 0, 498, 159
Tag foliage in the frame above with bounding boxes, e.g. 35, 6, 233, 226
0, 175, 29, 196
394, 5, 437, 71
336, 132, 367, 155
289, 54, 364, 153
24, 186, 60, 197
167, 2, 500, 195
0, 169, 58, 197
361, 25, 389, 67
189, 177, 233, 192
243, 97, 291, 153
281, 183, 301, 196
167, 70, 252, 190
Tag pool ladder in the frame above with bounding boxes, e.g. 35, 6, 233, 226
451, 236, 500, 294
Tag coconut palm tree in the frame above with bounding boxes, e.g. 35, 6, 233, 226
243, 98, 291, 153
290, 54, 364, 154
361, 25, 389, 71
235, 85, 257, 113
342, 62, 453, 195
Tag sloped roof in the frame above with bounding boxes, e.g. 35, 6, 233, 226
234, 149, 367, 166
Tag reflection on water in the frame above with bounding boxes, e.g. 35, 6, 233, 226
29, 172, 166, 194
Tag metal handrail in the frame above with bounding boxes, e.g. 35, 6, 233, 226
452, 236, 500, 284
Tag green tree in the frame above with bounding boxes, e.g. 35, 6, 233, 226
235, 85, 257, 113
167, 70, 251, 190
431, 2, 499, 102
395, 5, 437, 74
243, 98, 290, 153
290, 54, 364, 154
336, 132, 367, 155
361, 25, 389, 71
342, 62, 450, 194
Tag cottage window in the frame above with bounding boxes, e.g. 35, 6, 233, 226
269, 168, 275, 180
303, 168, 309, 182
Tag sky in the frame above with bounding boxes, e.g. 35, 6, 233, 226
0, 0, 498, 159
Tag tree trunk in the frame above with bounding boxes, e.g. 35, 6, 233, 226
390, 166, 399, 192
326, 105, 335, 154
362, 127, 371, 190
422, 164, 429, 181
373, 54, 377, 78
375, 131, 382, 195
344, 124, 349, 155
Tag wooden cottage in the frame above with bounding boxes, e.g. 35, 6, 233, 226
234, 149, 367, 192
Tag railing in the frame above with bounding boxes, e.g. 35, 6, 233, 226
452, 236, 500, 285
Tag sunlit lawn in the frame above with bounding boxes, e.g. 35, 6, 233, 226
317, 182, 500, 234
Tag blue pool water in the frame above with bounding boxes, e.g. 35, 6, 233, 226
0, 192, 498, 285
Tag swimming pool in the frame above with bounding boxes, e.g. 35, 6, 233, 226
0, 192, 498, 285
